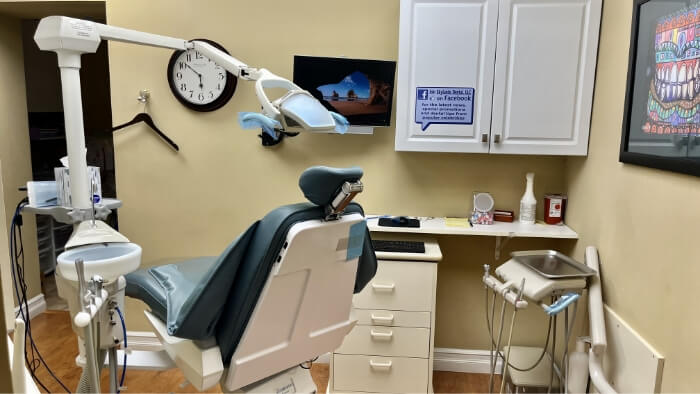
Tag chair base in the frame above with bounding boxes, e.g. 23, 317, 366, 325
143, 310, 317, 393
231, 365, 316, 394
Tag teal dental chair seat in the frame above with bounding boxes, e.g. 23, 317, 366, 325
125, 166, 377, 365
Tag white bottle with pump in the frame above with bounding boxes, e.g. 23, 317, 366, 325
519, 172, 536, 224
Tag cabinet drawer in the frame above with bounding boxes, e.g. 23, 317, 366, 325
353, 309, 431, 328
333, 354, 429, 393
353, 260, 434, 311
335, 325, 430, 358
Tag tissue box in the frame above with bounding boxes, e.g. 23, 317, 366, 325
54, 166, 102, 207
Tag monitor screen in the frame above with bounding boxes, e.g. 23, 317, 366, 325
293, 56, 397, 127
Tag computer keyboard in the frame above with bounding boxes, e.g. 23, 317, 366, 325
371, 240, 426, 254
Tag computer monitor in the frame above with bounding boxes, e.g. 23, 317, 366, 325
293, 56, 396, 127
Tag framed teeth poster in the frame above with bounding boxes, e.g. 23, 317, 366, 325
621, 0, 700, 177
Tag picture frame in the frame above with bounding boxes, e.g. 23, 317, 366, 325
620, 0, 700, 177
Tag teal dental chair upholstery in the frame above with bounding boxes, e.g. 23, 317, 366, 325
125, 166, 377, 365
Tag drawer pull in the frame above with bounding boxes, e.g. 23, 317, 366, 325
370, 329, 394, 340
371, 282, 395, 292
370, 313, 395, 324
369, 359, 393, 371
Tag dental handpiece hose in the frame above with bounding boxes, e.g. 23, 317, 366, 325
500, 279, 525, 394
489, 295, 508, 394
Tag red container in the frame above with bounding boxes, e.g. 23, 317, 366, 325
544, 194, 567, 225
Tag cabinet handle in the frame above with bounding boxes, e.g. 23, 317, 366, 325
481, 133, 489, 143
494, 134, 501, 143
371, 282, 395, 292
371, 313, 395, 324
370, 329, 394, 340
369, 359, 393, 371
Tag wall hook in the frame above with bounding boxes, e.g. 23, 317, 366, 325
137, 90, 150, 103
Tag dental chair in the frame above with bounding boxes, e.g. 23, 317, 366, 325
124, 166, 376, 392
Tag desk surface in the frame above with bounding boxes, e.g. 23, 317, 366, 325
367, 215, 578, 239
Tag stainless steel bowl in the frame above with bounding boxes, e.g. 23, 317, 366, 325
510, 250, 596, 279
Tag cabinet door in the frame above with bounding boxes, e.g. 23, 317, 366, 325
395, 0, 498, 153
490, 0, 602, 155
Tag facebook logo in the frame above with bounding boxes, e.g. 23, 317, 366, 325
417, 89, 429, 100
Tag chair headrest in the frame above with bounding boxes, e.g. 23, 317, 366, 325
299, 166, 363, 206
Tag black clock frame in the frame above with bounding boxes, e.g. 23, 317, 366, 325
167, 38, 237, 112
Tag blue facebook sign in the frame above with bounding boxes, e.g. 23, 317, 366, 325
417, 89, 430, 100
415, 87, 474, 131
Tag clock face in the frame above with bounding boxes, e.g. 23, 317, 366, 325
167, 39, 237, 112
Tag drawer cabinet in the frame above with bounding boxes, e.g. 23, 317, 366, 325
330, 249, 440, 393
333, 354, 430, 393
352, 309, 431, 328
352, 260, 434, 311
335, 325, 430, 358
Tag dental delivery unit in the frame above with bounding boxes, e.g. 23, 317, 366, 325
482, 247, 616, 394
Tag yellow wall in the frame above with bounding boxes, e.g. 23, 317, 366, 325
0, 161, 14, 393
0, 13, 41, 302
0, 161, 14, 331
105, 0, 569, 344
565, 0, 699, 391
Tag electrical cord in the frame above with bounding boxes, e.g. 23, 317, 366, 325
10, 200, 48, 391
9, 199, 71, 393
9, 200, 47, 392
299, 356, 319, 370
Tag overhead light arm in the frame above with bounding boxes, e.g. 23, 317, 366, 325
34, 15, 344, 211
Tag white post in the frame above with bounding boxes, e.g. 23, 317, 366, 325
12, 319, 26, 393
57, 53, 91, 210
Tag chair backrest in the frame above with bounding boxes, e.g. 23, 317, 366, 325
213, 166, 375, 390
221, 209, 369, 391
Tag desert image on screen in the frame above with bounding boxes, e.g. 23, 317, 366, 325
316, 71, 392, 117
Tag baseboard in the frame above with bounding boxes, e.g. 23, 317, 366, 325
13, 293, 46, 321
433, 347, 503, 375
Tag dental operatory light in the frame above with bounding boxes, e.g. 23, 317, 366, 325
35, 16, 349, 147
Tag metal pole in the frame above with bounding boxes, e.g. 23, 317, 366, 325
75, 259, 100, 392
109, 346, 118, 393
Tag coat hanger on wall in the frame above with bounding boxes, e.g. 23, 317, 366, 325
111, 90, 180, 152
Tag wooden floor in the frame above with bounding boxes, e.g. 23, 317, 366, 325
19, 311, 498, 393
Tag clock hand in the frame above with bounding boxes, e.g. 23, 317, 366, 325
184, 63, 201, 77
185, 63, 204, 89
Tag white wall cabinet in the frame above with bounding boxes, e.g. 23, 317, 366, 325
395, 0, 602, 155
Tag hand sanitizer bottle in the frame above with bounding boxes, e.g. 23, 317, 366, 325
519, 172, 536, 224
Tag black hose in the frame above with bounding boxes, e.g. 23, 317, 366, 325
9, 200, 71, 393
485, 287, 553, 372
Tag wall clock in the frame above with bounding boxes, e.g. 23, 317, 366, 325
167, 39, 237, 112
